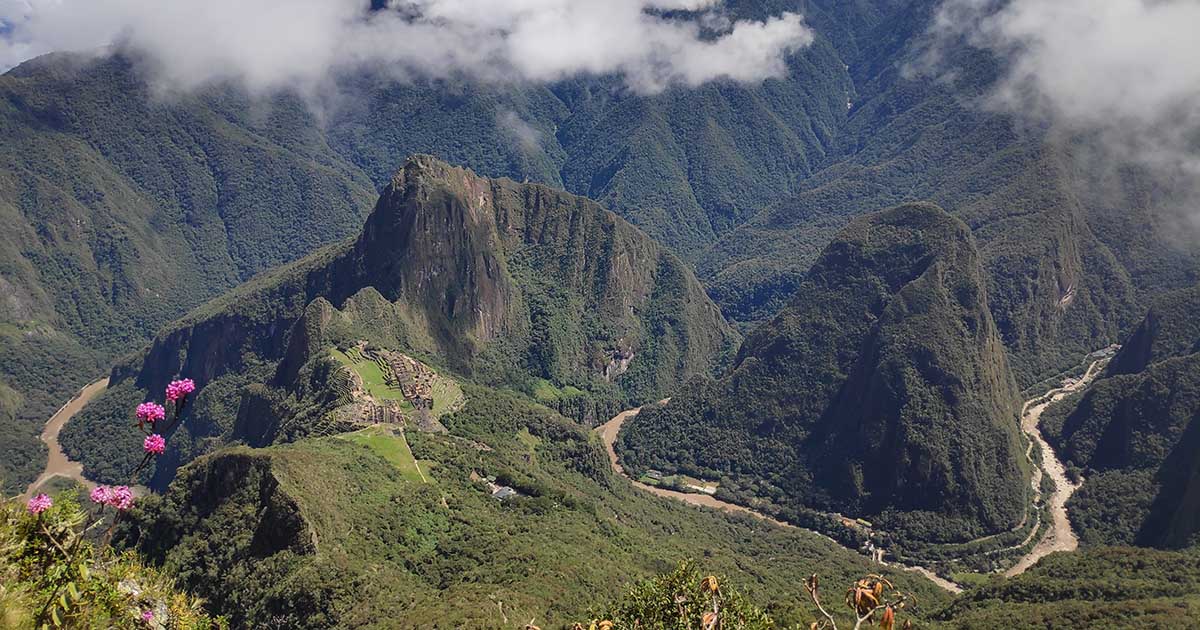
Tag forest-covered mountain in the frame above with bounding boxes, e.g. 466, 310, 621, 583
3, 1, 1200, 627
4, 0, 1198, 495
58, 156, 737, 487
618, 203, 1028, 542
0, 30, 843, 491
1043, 285, 1200, 549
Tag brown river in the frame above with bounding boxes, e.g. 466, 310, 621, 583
23, 377, 108, 498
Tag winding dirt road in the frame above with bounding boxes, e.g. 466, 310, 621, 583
596, 404, 964, 593
598, 406, 795, 529
598, 355, 1112, 591
23, 377, 108, 498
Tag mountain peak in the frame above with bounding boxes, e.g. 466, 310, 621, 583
620, 202, 1025, 542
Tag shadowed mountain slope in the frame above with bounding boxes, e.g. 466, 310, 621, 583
619, 203, 1027, 542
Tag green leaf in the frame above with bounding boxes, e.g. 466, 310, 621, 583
51, 607, 61, 627
59, 594, 69, 611
78, 563, 90, 580
67, 582, 80, 601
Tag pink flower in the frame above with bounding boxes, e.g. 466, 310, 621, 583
144, 434, 166, 455
136, 402, 166, 424
91, 485, 135, 510
165, 378, 196, 402
109, 486, 135, 511
89, 485, 111, 505
141, 609, 154, 623
26, 493, 52, 515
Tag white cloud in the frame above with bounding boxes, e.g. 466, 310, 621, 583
496, 109, 542, 154
926, 0, 1200, 175
0, 0, 812, 94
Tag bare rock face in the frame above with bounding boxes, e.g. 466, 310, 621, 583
346, 155, 738, 387
352, 156, 518, 350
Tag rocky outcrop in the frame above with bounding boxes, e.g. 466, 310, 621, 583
121, 449, 316, 567
75, 156, 738, 485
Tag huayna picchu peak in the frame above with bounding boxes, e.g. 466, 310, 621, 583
60, 155, 740, 489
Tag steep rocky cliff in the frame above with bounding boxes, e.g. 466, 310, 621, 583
62, 156, 738, 485
619, 203, 1027, 542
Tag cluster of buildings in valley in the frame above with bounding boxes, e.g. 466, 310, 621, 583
641, 469, 718, 495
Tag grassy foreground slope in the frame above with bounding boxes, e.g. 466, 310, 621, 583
118, 385, 950, 629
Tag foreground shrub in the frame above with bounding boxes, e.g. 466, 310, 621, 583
0, 491, 224, 629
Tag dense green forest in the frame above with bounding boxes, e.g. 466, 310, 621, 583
934, 546, 1200, 628
0, 56, 377, 493
620, 204, 1028, 543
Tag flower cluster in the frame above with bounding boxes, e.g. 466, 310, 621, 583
133, 376, 198, 463
165, 378, 196, 402
89, 485, 135, 511
26, 493, 53, 515
16, 374, 203, 629
136, 402, 166, 425
143, 434, 166, 455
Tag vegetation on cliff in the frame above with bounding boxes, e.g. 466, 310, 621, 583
619, 203, 1028, 542
1043, 285, 1200, 548
59, 156, 738, 488
934, 546, 1200, 628
114, 385, 948, 628
0, 491, 224, 630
